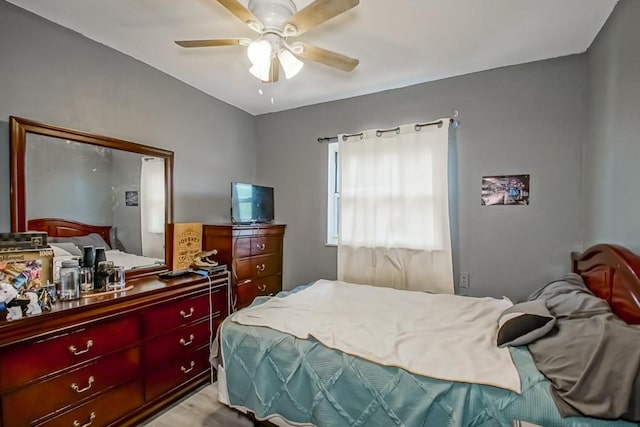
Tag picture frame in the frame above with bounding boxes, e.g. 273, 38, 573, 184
125, 190, 139, 207
482, 175, 530, 206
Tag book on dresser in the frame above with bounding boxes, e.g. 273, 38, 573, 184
203, 223, 285, 311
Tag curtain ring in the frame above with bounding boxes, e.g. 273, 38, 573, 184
376, 130, 382, 137
341, 133, 364, 141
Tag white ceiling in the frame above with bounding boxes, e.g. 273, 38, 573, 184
7, 0, 618, 116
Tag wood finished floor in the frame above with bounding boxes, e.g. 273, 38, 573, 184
141, 383, 254, 427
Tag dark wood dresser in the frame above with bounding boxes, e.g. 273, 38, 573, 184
0, 271, 229, 427
203, 224, 285, 311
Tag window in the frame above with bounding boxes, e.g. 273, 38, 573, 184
326, 142, 339, 245
140, 157, 165, 234
140, 157, 165, 258
328, 123, 453, 292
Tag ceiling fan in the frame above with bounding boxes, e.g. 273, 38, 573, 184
175, 0, 360, 82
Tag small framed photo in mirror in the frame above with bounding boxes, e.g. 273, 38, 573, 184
125, 191, 139, 207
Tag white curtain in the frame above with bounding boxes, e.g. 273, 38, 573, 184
337, 120, 454, 293
140, 157, 165, 259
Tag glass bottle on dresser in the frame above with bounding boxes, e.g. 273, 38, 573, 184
58, 260, 81, 300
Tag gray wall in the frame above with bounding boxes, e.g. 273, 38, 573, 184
257, 56, 587, 301
583, 0, 640, 251
26, 136, 114, 225
111, 150, 142, 254
0, 0, 257, 228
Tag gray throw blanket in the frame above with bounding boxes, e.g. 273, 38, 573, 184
527, 273, 640, 421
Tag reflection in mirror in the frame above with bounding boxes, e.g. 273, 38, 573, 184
26, 136, 165, 263
11, 117, 173, 277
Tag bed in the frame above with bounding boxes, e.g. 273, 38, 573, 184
28, 217, 164, 271
213, 244, 640, 427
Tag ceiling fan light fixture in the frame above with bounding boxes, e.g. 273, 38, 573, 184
249, 62, 272, 81
247, 39, 272, 66
278, 49, 303, 79
177, 0, 361, 84
247, 21, 263, 33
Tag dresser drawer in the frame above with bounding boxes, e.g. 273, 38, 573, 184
234, 232, 282, 258
0, 316, 139, 393
210, 284, 229, 319
2, 347, 140, 427
145, 344, 210, 401
234, 237, 252, 258
235, 254, 281, 281
144, 319, 213, 369
251, 234, 281, 256
236, 275, 281, 309
37, 379, 144, 427
142, 293, 211, 338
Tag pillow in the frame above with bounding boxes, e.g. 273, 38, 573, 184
49, 242, 83, 257
496, 300, 556, 347
50, 233, 111, 250
526, 273, 611, 318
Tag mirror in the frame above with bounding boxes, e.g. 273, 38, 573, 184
10, 117, 174, 278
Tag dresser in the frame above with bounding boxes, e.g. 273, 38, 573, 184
0, 271, 229, 427
203, 224, 285, 311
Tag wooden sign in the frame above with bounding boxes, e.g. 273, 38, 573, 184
165, 223, 203, 272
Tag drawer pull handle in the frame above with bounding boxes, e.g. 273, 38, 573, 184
258, 284, 267, 292
257, 243, 266, 251
180, 307, 195, 318
181, 361, 195, 373
256, 264, 266, 272
69, 340, 93, 356
180, 334, 195, 346
71, 376, 95, 393
73, 412, 96, 427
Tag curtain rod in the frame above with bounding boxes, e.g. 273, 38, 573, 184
317, 117, 457, 143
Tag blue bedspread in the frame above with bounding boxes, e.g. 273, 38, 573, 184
219, 295, 639, 427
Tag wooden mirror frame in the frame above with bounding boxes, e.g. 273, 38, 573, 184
9, 116, 174, 279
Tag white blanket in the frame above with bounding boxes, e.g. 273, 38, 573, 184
231, 279, 521, 393
105, 249, 162, 270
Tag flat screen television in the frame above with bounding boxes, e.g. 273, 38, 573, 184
231, 182, 275, 224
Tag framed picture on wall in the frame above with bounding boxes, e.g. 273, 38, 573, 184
125, 191, 139, 206
481, 175, 530, 206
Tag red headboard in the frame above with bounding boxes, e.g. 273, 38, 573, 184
572, 244, 640, 325
28, 218, 112, 247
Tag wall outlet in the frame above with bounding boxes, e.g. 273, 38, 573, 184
459, 273, 470, 288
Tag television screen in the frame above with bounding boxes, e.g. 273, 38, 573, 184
231, 182, 274, 224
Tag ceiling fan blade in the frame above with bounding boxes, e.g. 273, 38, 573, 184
175, 38, 248, 48
216, 0, 260, 26
284, 0, 359, 36
267, 56, 280, 83
297, 42, 359, 72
